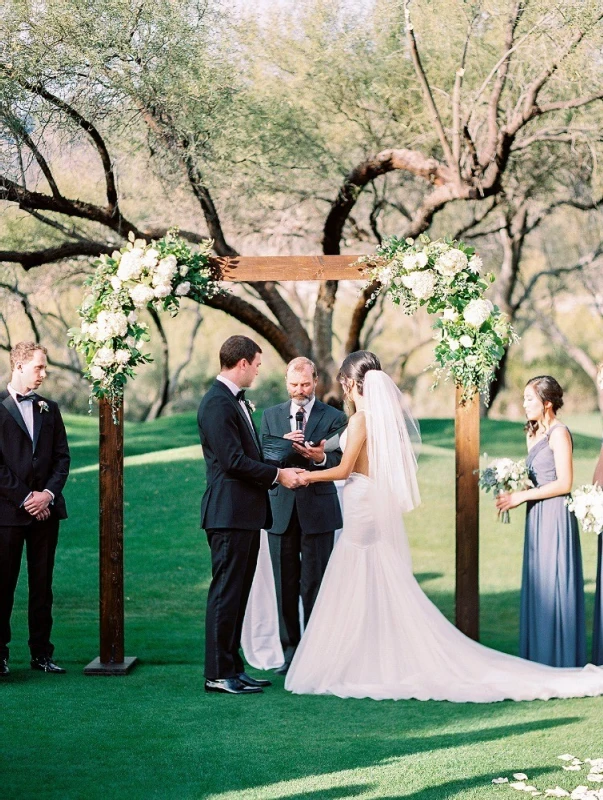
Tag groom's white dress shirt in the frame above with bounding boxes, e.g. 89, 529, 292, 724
7, 383, 54, 504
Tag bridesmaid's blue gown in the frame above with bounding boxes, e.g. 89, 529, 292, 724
520, 425, 587, 667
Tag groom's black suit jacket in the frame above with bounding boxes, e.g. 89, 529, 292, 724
0, 389, 70, 526
197, 380, 278, 531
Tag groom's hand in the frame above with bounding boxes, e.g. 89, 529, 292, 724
277, 467, 304, 489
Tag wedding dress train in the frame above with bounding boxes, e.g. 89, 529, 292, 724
285, 372, 603, 702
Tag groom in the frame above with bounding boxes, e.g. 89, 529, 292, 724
198, 335, 302, 695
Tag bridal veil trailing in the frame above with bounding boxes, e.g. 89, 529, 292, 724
285, 370, 603, 702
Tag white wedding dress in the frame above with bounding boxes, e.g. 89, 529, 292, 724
285, 371, 603, 702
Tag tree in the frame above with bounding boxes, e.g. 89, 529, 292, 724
1, 0, 602, 403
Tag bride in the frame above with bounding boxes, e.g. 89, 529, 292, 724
286, 351, 603, 702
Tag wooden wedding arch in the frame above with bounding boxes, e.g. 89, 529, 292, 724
86, 254, 479, 674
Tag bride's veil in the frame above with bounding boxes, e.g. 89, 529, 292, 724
363, 370, 421, 515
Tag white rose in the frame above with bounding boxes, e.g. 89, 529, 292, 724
153, 283, 172, 299
117, 248, 144, 281
110, 276, 122, 292
401, 269, 437, 300
141, 248, 159, 268
463, 298, 493, 328
174, 281, 191, 296
93, 347, 116, 367
402, 252, 428, 271
442, 308, 459, 321
449, 339, 460, 351
434, 248, 468, 277
468, 255, 483, 273
459, 335, 473, 348
129, 284, 155, 308
115, 349, 131, 365
90, 366, 105, 381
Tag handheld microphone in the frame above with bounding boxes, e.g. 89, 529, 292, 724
295, 409, 304, 431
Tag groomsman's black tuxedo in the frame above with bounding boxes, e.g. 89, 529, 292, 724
260, 399, 346, 667
0, 389, 70, 661
198, 379, 278, 680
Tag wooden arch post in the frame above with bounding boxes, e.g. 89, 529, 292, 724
87, 253, 480, 674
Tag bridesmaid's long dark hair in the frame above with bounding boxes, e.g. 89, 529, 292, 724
337, 351, 382, 398
524, 375, 564, 437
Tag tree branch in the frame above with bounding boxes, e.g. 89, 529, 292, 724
0, 240, 115, 270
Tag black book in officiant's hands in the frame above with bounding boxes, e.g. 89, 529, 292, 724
262, 420, 348, 467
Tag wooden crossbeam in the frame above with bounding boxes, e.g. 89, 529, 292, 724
211, 255, 366, 282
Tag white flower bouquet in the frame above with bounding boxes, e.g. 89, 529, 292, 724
357, 234, 517, 402
69, 229, 220, 415
478, 457, 533, 523
566, 484, 603, 535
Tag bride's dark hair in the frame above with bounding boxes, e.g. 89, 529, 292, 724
524, 375, 564, 437
337, 351, 382, 397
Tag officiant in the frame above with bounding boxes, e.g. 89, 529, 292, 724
260, 357, 346, 675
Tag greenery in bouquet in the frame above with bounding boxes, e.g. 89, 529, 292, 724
478, 456, 533, 523
68, 230, 221, 417
358, 235, 517, 402
566, 484, 603, 535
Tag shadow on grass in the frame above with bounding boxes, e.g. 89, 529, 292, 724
389, 766, 555, 799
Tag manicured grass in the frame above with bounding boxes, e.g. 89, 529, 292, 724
3, 413, 603, 800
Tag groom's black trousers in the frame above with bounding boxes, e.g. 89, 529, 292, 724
0, 518, 60, 661
204, 528, 260, 680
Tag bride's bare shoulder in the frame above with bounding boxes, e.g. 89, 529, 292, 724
348, 410, 366, 431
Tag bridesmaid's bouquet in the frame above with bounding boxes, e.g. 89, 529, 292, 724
566, 484, 603, 534
478, 457, 533, 523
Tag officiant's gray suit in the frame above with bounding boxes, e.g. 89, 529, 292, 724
261, 399, 346, 668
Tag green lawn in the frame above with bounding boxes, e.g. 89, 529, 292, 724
3, 412, 603, 800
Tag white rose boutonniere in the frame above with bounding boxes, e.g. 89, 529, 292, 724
245, 399, 256, 414
38, 400, 50, 414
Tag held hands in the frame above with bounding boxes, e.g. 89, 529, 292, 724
296, 471, 312, 487
277, 468, 305, 490
24, 491, 51, 517
495, 491, 526, 513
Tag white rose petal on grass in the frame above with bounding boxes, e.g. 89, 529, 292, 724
129, 284, 155, 308
510, 781, 527, 790
174, 281, 191, 296
544, 789, 570, 797
558, 755, 575, 762
587, 775, 603, 783
463, 298, 494, 328
563, 766, 582, 771
492, 777, 509, 784
514, 774, 529, 781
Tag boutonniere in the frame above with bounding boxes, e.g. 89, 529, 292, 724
245, 399, 256, 414
38, 400, 49, 414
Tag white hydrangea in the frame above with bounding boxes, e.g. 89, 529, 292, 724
468, 255, 483, 273
117, 248, 144, 281
402, 251, 428, 271
114, 349, 131, 365
401, 269, 437, 300
434, 248, 468, 277
459, 335, 473, 348
141, 248, 159, 269
463, 298, 493, 328
153, 283, 172, 299
174, 282, 191, 296
95, 310, 128, 341
90, 365, 105, 381
93, 347, 116, 367
153, 255, 178, 285
129, 284, 155, 308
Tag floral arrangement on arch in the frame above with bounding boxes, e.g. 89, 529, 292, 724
69, 230, 220, 415
358, 234, 517, 401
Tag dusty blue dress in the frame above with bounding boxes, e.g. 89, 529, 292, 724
593, 535, 603, 664
520, 424, 587, 667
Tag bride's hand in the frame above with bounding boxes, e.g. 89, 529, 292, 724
495, 491, 524, 512
297, 471, 312, 487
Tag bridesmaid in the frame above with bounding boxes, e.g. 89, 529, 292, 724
592, 365, 603, 664
496, 375, 586, 667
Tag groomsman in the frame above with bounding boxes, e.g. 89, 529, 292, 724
0, 342, 70, 675
198, 335, 302, 694
261, 357, 346, 674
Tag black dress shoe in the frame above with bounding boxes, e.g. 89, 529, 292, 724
204, 677, 263, 694
0, 658, 9, 676
30, 657, 66, 674
274, 662, 290, 676
238, 672, 272, 688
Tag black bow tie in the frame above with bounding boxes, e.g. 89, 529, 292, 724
235, 390, 246, 402
16, 393, 35, 403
